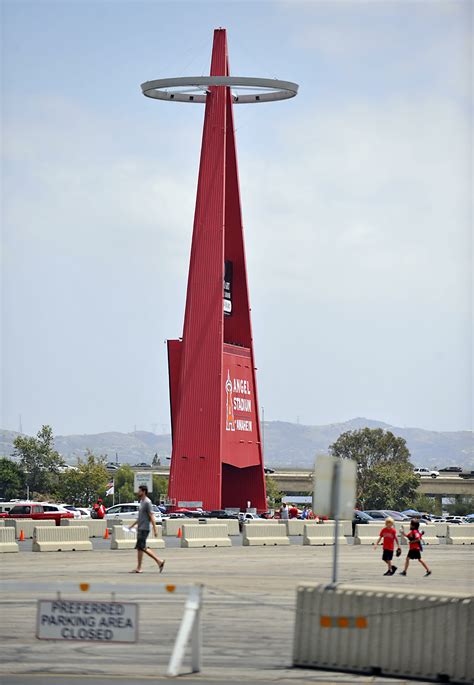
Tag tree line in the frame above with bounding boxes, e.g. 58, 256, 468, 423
0, 425, 168, 507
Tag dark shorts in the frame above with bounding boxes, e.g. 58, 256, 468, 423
408, 549, 421, 560
382, 549, 394, 561
135, 529, 149, 551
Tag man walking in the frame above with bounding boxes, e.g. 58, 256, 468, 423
129, 485, 165, 574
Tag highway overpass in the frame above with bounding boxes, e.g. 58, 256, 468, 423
132, 467, 474, 499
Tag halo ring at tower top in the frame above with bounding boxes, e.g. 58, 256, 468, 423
141, 76, 299, 104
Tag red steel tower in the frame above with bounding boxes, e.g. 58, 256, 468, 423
141, 29, 298, 511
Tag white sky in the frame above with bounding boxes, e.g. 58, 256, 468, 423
1, 0, 472, 435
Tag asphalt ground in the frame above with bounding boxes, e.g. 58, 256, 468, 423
1, 540, 472, 685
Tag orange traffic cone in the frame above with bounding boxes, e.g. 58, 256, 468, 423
177, 527, 182, 539
19, 529, 25, 542
104, 527, 109, 540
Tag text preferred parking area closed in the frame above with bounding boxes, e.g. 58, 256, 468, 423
37, 600, 138, 643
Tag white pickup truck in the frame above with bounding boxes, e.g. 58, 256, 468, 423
413, 467, 439, 479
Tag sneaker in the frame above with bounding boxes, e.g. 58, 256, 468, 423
400, 570, 407, 576
424, 570, 432, 577
390, 566, 397, 575
383, 570, 391, 576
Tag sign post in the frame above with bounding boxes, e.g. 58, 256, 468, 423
133, 472, 153, 493
313, 455, 356, 587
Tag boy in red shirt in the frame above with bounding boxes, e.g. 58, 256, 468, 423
374, 517, 401, 576
400, 519, 431, 577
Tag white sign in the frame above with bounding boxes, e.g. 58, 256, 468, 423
37, 599, 138, 643
312, 455, 356, 519
177, 501, 203, 508
133, 472, 153, 493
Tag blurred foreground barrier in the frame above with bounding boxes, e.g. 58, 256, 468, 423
5, 519, 55, 539
293, 583, 473, 684
163, 518, 200, 536
0, 527, 19, 553
303, 522, 346, 546
111, 525, 165, 550
0, 579, 203, 678
62, 519, 107, 537
243, 523, 290, 546
447, 525, 474, 545
322, 520, 352, 537
400, 524, 439, 546
181, 523, 231, 548
32, 525, 92, 552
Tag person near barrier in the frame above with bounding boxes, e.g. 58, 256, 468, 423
129, 485, 165, 574
373, 516, 401, 576
91, 498, 106, 519
400, 519, 431, 577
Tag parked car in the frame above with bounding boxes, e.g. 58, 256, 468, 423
352, 511, 375, 536
58, 505, 81, 519
105, 502, 162, 523
459, 468, 474, 479
413, 467, 439, 479
63, 505, 91, 519
7, 502, 74, 526
264, 467, 275, 474
439, 466, 463, 473
445, 516, 466, 525
133, 462, 150, 468
106, 462, 121, 470
364, 510, 410, 522
204, 510, 239, 519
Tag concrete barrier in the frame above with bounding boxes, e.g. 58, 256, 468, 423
446, 525, 474, 545
242, 523, 290, 546
353, 523, 386, 545
181, 523, 231, 548
0, 527, 19, 553
0, 519, 5, 527
5, 519, 55, 539
204, 518, 240, 535
434, 522, 448, 538
32, 525, 92, 552
303, 522, 346, 546
62, 519, 107, 537
110, 525, 165, 550
162, 518, 200, 537
400, 524, 439, 545
293, 583, 473, 684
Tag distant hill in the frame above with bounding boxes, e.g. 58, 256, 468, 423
1, 418, 472, 468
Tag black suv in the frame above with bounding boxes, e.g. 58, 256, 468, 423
205, 510, 239, 519
439, 466, 462, 473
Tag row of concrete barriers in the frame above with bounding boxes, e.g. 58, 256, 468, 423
1, 519, 473, 551
354, 523, 474, 545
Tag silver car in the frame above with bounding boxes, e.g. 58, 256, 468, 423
105, 502, 162, 523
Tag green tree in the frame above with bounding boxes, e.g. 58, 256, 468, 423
56, 451, 109, 505
0, 458, 26, 499
265, 475, 283, 508
151, 475, 168, 504
446, 496, 474, 516
414, 494, 438, 515
329, 428, 417, 509
13, 425, 65, 497
113, 464, 135, 503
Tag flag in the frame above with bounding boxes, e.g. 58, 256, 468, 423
106, 480, 114, 496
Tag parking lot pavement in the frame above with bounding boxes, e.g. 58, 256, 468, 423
1, 544, 472, 684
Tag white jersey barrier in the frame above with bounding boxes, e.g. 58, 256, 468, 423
5, 519, 56, 539
181, 523, 231, 548
32, 525, 92, 552
242, 523, 290, 546
0, 579, 203, 678
293, 583, 473, 684
434, 522, 448, 538
163, 518, 200, 537
353, 524, 386, 545
111, 525, 165, 550
400, 524, 439, 546
303, 522, 346, 546
0, 527, 19, 553
446, 525, 474, 545
62, 519, 107, 537
0, 519, 5, 527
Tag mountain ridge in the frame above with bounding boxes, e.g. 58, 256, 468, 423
1, 418, 472, 468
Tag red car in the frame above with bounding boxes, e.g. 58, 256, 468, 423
7, 502, 74, 526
